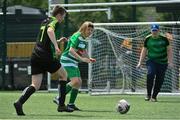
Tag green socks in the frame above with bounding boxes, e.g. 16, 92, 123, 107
69, 88, 79, 104
66, 83, 72, 94
65, 83, 79, 104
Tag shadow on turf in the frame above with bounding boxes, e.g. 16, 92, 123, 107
29, 113, 100, 118
80, 109, 114, 113
158, 100, 180, 103
28, 110, 114, 117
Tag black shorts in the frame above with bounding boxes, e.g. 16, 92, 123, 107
31, 54, 61, 75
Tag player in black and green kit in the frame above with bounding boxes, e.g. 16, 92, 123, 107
53, 21, 96, 110
13, 6, 73, 116
137, 24, 173, 102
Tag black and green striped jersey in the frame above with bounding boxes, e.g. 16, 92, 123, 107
144, 34, 169, 64
61, 32, 88, 68
32, 16, 60, 60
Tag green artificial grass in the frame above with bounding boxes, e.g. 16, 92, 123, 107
0, 91, 180, 120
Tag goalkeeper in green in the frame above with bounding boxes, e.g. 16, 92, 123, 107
137, 24, 173, 102
53, 21, 96, 110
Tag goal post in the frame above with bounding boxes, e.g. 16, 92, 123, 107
88, 21, 180, 95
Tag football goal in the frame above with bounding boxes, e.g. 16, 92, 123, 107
88, 21, 180, 95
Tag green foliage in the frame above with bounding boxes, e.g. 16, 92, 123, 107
7, 0, 48, 9
3, 0, 176, 36
1, 92, 180, 119
64, 0, 144, 35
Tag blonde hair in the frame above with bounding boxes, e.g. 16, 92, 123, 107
78, 21, 94, 37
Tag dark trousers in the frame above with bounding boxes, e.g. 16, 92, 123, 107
146, 60, 168, 99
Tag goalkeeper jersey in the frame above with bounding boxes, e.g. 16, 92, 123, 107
144, 34, 169, 64
61, 32, 88, 68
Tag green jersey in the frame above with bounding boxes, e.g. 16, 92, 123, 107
144, 34, 169, 64
61, 32, 88, 68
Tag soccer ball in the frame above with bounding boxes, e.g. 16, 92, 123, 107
116, 99, 130, 114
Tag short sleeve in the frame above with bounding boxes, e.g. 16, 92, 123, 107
48, 19, 58, 30
165, 37, 169, 46
70, 34, 79, 48
144, 38, 148, 48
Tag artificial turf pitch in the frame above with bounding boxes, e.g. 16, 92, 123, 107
0, 91, 180, 120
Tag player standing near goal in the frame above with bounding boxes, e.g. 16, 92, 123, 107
137, 24, 173, 102
53, 21, 96, 110
13, 6, 73, 116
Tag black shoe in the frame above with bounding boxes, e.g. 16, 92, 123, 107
57, 105, 74, 112
67, 104, 81, 111
53, 96, 59, 105
144, 96, 151, 101
13, 102, 25, 116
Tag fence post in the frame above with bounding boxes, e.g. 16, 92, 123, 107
1, 0, 7, 90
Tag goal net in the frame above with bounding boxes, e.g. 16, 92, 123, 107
88, 22, 180, 95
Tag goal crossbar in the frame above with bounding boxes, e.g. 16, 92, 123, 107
51, 1, 180, 8
94, 21, 180, 26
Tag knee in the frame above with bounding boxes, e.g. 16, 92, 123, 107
58, 71, 67, 81
156, 75, 165, 82
31, 84, 40, 91
147, 72, 155, 79
74, 80, 81, 87
71, 79, 81, 88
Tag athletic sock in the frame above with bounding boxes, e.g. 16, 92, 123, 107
58, 81, 66, 106
69, 88, 79, 104
17, 86, 36, 104
66, 83, 72, 94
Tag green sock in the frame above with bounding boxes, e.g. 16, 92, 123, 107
69, 88, 78, 104
66, 83, 72, 94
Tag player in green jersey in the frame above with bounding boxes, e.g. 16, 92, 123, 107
53, 21, 96, 110
13, 6, 73, 116
137, 24, 173, 102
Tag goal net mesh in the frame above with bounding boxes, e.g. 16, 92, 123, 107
89, 22, 180, 95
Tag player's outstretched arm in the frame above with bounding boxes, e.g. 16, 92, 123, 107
69, 47, 91, 63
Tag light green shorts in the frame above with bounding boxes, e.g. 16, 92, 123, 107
64, 66, 81, 79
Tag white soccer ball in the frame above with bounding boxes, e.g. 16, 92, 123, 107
116, 99, 130, 114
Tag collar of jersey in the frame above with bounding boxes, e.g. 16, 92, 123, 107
51, 16, 57, 20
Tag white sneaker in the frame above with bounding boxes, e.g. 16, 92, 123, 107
53, 96, 59, 105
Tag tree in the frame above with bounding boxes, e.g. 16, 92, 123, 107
65, 0, 143, 35
6, 0, 48, 9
